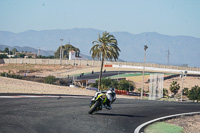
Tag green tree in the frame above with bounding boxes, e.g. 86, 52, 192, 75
118, 79, 134, 91
54, 44, 80, 59
90, 78, 134, 91
90, 31, 120, 90
0, 54, 8, 59
188, 85, 200, 102
110, 80, 119, 90
18, 53, 25, 58
12, 48, 18, 55
90, 78, 117, 90
3, 47, 9, 54
169, 81, 180, 96
101, 78, 112, 89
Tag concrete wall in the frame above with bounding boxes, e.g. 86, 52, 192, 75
2, 58, 200, 72
0, 59, 5, 64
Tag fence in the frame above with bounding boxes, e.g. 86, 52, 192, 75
1, 58, 200, 72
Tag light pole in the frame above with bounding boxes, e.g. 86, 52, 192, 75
141, 45, 148, 99
180, 71, 187, 102
60, 39, 64, 65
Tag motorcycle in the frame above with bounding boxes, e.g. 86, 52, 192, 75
88, 92, 107, 114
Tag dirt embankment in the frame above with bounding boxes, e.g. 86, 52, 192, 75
1, 63, 200, 96
166, 115, 200, 133
0, 76, 95, 96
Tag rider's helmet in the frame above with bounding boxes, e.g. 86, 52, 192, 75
107, 88, 116, 99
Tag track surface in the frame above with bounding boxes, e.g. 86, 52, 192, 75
75, 71, 154, 80
1, 96, 200, 133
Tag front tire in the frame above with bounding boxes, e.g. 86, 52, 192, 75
88, 101, 100, 114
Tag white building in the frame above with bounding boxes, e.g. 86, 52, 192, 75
69, 50, 84, 60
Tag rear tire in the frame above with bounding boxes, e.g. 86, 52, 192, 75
88, 101, 100, 114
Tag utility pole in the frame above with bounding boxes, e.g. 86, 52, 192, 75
180, 71, 187, 102
141, 45, 148, 99
60, 39, 64, 65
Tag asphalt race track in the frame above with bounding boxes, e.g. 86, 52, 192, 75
75, 71, 155, 80
1, 96, 200, 133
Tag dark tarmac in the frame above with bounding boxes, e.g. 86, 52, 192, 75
0, 96, 200, 133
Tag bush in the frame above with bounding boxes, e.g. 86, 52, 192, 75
44, 75, 56, 84
59, 79, 70, 86
90, 78, 113, 90
137, 88, 143, 93
183, 88, 189, 96
163, 88, 168, 96
90, 78, 135, 91
0, 54, 8, 59
0, 72, 7, 77
118, 79, 134, 91
169, 81, 180, 96
188, 85, 200, 102
15, 74, 23, 79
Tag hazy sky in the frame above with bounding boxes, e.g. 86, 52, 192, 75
0, 0, 199, 37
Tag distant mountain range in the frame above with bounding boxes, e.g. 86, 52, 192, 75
0, 44, 54, 56
0, 28, 199, 67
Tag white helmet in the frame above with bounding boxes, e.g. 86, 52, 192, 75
107, 88, 116, 98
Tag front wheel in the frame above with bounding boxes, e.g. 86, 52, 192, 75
88, 101, 100, 114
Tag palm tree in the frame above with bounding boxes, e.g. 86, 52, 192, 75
90, 31, 120, 91
141, 45, 148, 99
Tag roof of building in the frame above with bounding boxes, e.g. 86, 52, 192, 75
69, 50, 76, 53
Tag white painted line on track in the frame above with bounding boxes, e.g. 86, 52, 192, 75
0, 95, 90, 99
134, 111, 200, 133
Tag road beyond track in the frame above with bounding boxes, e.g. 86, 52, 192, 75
1, 96, 200, 133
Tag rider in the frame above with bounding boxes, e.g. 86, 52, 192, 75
91, 88, 116, 110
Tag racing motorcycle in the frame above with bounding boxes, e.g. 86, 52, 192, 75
88, 92, 107, 114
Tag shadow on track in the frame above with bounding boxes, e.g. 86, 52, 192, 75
95, 113, 146, 118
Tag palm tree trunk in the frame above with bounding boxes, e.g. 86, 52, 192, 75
141, 50, 146, 99
98, 58, 104, 91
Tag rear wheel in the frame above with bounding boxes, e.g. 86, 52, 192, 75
88, 101, 100, 114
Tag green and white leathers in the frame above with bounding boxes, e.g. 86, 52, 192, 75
88, 92, 107, 114
88, 88, 116, 114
